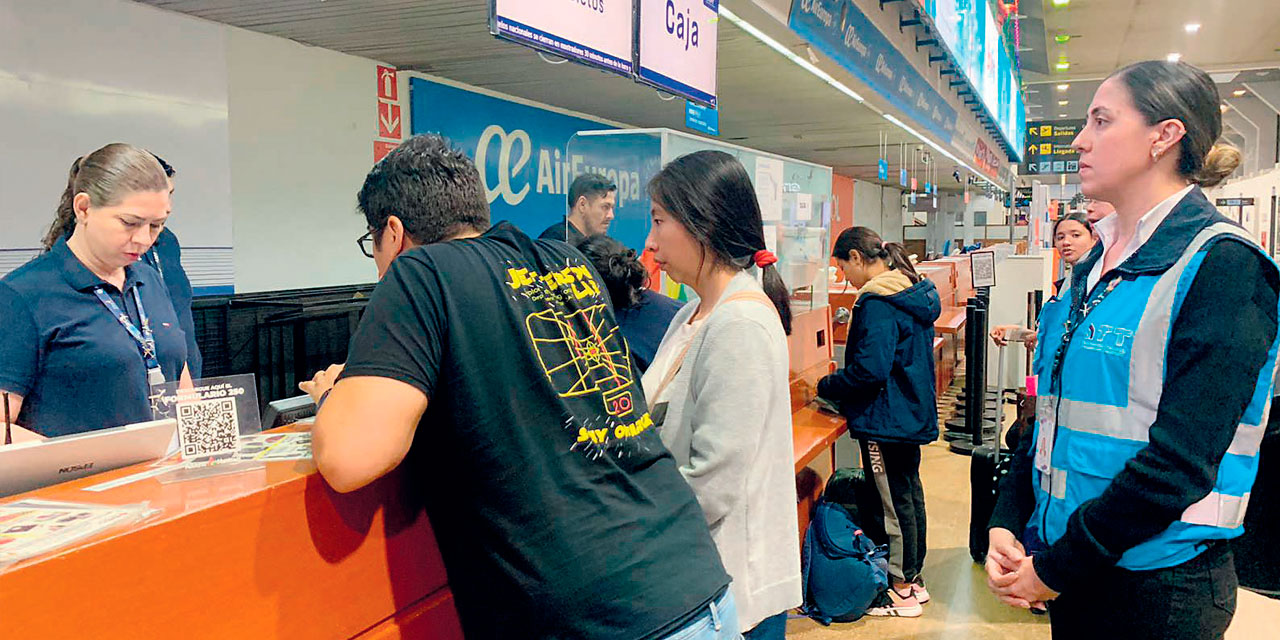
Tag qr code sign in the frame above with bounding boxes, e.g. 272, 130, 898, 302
177, 397, 240, 459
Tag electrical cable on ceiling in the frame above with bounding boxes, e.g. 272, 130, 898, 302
537, 52, 568, 65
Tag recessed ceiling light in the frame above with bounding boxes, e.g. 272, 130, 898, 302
1059, 113, 1069, 118
1058, 100, 1069, 106
1056, 61, 1071, 71
1057, 83, 1070, 91
1185, 23, 1201, 34
1167, 53, 1183, 63
1052, 0, 1069, 6
1055, 34, 1071, 44
1233, 89, 1247, 97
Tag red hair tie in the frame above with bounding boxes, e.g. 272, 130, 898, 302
753, 250, 778, 268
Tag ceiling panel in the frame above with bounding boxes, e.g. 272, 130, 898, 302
1030, 0, 1280, 83
139, 0, 956, 184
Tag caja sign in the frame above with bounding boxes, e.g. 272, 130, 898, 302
410, 78, 652, 248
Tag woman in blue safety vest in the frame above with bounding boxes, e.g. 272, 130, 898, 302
986, 60, 1280, 639
0, 143, 190, 440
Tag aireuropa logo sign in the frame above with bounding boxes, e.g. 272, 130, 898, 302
473, 124, 642, 209
477, 125, 532, 206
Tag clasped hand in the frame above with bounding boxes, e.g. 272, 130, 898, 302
985, 528, 1058, 611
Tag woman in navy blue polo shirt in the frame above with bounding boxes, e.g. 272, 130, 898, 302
0, 143, 189, 438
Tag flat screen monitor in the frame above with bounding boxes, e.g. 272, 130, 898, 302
635, 0, 718, 107
490, 0, 634, 78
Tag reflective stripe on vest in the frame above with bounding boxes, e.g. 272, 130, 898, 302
1031, 222, 1280, 570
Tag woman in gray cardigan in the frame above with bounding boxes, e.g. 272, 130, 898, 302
640, 151, 802, 640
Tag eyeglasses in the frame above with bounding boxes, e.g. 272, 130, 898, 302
357, 230, 375, 259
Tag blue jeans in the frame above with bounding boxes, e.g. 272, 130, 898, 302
658, 590, 742, 640
743, 612, 787, 639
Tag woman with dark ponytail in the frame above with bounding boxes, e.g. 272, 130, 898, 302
818, 226, 941, 617
641, 150, 800, 639
576, 234, 683, 373
986, 60, 1278, 639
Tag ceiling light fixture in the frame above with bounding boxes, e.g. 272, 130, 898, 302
1052, 0, 1069, 6
1185, 23, 1201, 34
718, 7, 1008, 185
1055, 34, 1071, 44
1058, 100, 1069, 106
1057, 83, 1070, 91
717, 7, 865, 103
1167, 53, 1182, 63
1233, 89, 1247, 97
1059, 113, 1069, 118
1056, 61, 1070, 71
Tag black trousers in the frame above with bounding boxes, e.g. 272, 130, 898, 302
1048, 542, 1237, 640
855, 439, 927, 584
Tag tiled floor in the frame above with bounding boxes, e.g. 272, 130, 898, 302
782, 438, 1280, 639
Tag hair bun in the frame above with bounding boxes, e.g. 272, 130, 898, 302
1193, 144, 1242, 188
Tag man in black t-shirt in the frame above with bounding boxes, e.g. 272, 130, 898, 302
303, 135, 734, 640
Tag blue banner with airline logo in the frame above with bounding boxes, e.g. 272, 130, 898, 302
411, 78, 654, 249
789, 0, 958, 144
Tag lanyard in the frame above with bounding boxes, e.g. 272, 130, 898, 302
92, 286, 165, 386
145, 249, 165, 283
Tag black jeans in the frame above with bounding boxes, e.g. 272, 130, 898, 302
855, 440, 927, 584
1048, 542, 1237, 640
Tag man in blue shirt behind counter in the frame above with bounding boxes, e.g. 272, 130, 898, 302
145, 154, 202, 379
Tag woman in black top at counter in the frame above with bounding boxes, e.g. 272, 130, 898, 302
0, 143, 190, 439
576, 234, 683, 373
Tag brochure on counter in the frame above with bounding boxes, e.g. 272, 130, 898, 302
0, 499, 157, 570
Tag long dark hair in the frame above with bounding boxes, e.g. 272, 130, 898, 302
831, 227, 921, 283
577, 234, 647, 310
1052, 211, 1093, 237
648, 151, 791, 335
44, 143, 168, 251
1113, 60, 1242, 187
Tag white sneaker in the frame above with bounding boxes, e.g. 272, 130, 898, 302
866, 587, 924, 618
912, 581, 931, 604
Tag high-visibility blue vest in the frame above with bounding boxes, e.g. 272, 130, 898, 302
1029, 223, 1280, 570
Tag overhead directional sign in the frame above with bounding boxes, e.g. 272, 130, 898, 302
1216, 197, 1256, 206
1020, 119, 1083, 176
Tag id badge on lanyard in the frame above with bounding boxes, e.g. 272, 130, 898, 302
93, 286, 166, 386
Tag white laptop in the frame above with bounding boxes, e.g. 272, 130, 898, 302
0, 419, 177, 498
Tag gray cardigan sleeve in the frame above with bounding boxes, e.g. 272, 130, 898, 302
682, 316, 778, 527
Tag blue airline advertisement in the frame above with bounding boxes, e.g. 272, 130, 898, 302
409, 78, 655, 250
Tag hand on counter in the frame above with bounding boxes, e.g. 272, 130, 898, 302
300, 363, 345, 405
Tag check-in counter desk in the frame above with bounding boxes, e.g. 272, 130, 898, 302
4, 306, 848, 636
0, 427, 464, 640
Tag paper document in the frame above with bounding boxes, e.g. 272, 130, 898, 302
0, 500, 156, 569
754, 158, 784, 222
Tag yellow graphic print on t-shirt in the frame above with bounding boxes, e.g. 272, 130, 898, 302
506, 264, 653, 449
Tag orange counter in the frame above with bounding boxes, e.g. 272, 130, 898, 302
4, 355, 849, 639
0, 426, 463, 640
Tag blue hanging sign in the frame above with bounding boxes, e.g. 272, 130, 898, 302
685, 101, 720, 136
878, 158, 889, 181
899, 168, 909, 188
790, 0, 958, 143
